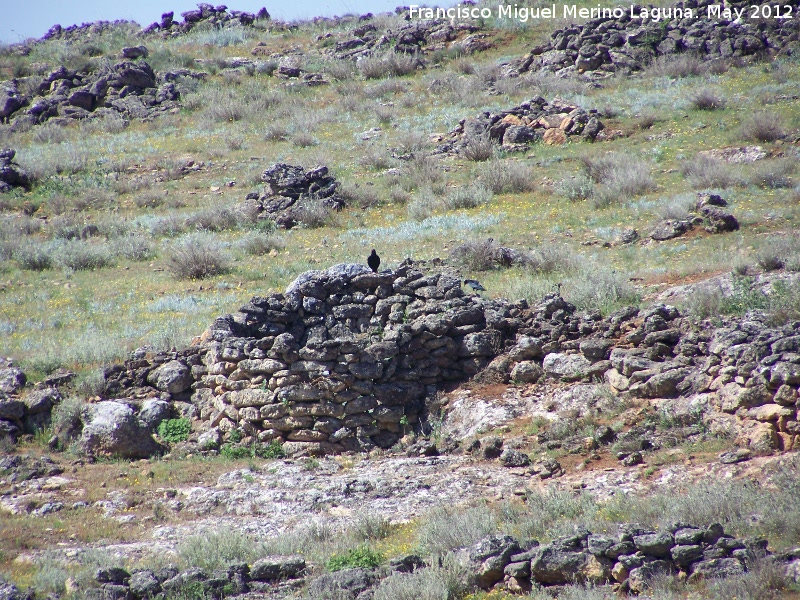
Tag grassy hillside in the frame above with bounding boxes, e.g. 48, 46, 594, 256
0, 4, 798, 384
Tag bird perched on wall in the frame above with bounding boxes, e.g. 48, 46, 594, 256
464, 279, 485, 293
367, 249, 380, 272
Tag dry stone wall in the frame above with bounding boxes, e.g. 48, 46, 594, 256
93, 262, 800, 458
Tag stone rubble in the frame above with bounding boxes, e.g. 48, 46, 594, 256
503, 0, 800, 79
439, 96, 604, 155
238, 163, 346, 230
0, 149, 31, 193
1, 57, 186, 130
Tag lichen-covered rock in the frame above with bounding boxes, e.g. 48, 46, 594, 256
147, 360, 192, 394
79, 401, 165, 458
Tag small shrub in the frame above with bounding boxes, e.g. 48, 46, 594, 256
740, 111, 786, 142
340, 183, 381, 209
690, 89, 727, 111
462, 134, 494, 162
358, 146, 395, 170
583, 153, 656, 207
241, 233, 285, 256
51, 396, 83, 439
178, 530, 268, 572
55, 240, 115, 271
682, 154, 745, 189
655, 194, 696, 220
373, 558, 471, 600
443, 183, 492, 210
646, 54, 705, 78
527, 244, 575, 274
14, 243, 54, 270
407, 188, 442, 221
263, 123, 289, 142
186, 207, 241, 232
133, 190, 165, 209
293, 198, 335, 229
358, 52, 419, 79
326, 546, 382, 571
157, 418, 191, 443
477, 159, 536, 194
291, 131, 318, 148
755, 234, 800, 271
556, 174, 594, 202
750, 158, 795, 189
166, 236, 229, 279
114, 234, 154, 261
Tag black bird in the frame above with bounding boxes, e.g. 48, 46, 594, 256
464, 279, 485, 292
367, 249, 380, 273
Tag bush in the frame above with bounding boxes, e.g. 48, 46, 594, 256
477, 159, 536, 194
186, 207, 241, 232
750, 158, 795, 189
293, 198, 335, 229
241, 233, 285, 256
655, 194, 697, 220
689, 89, 727, 111
567, 266, 641, 314
55, 240, 115, 271
646, 54, 705, 78
14, 243, 54, 270
583, 153, 656, 207
220, 440, 284, 459
373, 558, 471, 600
358, 52, 419, 79
740, 111, 786, 142
157, 418, 191, 443
755, 234, 800, 271
166, 236, 229, 279
682, 154, 745, 189
114, 234, 154, 261
443, 183, 492, 210
178, 530, 268, 572
462, 134, 494, 162
556, 174, 594, 202
326, 546, 382, 571
340, 183, 381, 209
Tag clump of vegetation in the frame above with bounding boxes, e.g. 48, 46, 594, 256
462, 134, 494, 162
166, 236, 229, 279
476, 159, 536, 194
157, 418, 191, 443
689, 89, 727, 111
326, 546, 383, 571
681, 154, 745, 189
582, 153, 656, 208
358, 52, 418, 79
740, 111, 786, 142
220, 440, 284, 460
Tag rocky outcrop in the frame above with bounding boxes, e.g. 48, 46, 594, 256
506, 0, 800, 79
238, 163, 346, 229
138, 3, 270, 37
322, 18, 489, 61
440, 96, 604, 154
649, 193, 739, 240
0, 149, 31, 193
460, 524, 779, 594
1, 57, 187, 130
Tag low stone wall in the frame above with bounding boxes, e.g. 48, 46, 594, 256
188, 261, 533, 454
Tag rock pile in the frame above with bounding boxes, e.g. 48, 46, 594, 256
239, 163, 346, 229
459, 525, 789, 594
0, 361, 69, 442
441, 96, 604, 154
0, 149, 31, 193
2, 58, 181, 130
139, 3, 270, 36
322, 18, 489, 61
506, 0, 800, 78
650, 193, 739, 241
